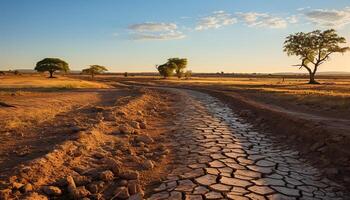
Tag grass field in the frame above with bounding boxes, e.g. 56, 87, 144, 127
0, 74, 110, 89
111, 75, 350, 119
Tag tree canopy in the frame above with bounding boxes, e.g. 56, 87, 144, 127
35, 58, 69, 78
167, 58, 188, 78
157, 63, 176, 78
82, 65, 108, 79
284, 29, 349, 84
157, 58, 188, 78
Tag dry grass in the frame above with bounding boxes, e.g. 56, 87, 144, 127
127, 76, 350, 114
0, 74, 110, 89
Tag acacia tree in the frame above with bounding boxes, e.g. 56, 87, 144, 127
157, 58, 188, 78
167, 58, 188, 79
284, 29, 349, 84
82, 65, 108, 79
156, 63, 176, 78
35, 58, 69, 78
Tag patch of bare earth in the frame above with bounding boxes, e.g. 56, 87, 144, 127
114, 78, 350, 190
0, 87, 180, 200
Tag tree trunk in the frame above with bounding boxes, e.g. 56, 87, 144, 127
308, 72, 319, 84
91, 73, 94, 80
49, 71, 54, 78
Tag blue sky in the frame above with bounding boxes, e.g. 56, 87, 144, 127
1, 0, 350, 73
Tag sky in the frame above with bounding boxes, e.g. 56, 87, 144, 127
1, 0, 350, 73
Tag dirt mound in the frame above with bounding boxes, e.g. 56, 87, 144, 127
0, 88, 179, 200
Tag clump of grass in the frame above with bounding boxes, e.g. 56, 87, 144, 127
4, 117, 28, 130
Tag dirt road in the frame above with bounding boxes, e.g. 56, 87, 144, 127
1, 86, 349, 199
148, 88, 348, 200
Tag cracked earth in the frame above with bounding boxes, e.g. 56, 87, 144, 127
148, 89, 348, 200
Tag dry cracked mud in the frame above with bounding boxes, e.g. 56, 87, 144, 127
1, 87, 349, 200
148, 88, 349, 200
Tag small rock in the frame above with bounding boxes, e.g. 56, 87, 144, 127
67, 176, 77, 195
21, 183, 33, 193
104, 158, 121, 175
93, 152, 105, 159
119, 125, 133, 135
142, 160, 154, 170
117, 111, 127, 116
135, 135, 154, 144
42, 186, 62, 196
73, 176, 91, 186
100, 170, 114, 181
116, 179, 128, 187
113, 186, 130, 199
128, 180, 143, 196
139, 122, 147, 129
87, 181, 104, 194
130, 121, 140, 129
71, 186, 91, 199
11, 182, 24, 190
119, 170, 139, 180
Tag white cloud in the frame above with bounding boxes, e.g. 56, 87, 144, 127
128, 22, 185, 40
303, 7, 350, 27
237, 12, 287, 29
131, 31, 185, 41
297, 7, 310, 11
196, 11, 238, 30
128, 22, 177, 32
287, 15, 298, 24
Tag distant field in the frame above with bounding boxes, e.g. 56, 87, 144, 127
104, 75, 350, 119
0, 74, 110, 89
164, 77, 350, 118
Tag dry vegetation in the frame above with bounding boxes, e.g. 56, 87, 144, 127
0, 74, 110, 89
131, 76, 350, 119
0, 75, 179, 199
1, 74, 350, 199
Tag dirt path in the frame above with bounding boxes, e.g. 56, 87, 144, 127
0, 89, 134, 177
0, 87, 177, 200
148, 88, 349, 200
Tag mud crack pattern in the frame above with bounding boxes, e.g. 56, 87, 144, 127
148, 89, 348, 200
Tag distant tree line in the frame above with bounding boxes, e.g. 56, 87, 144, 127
27, 29, 350, 84
33, 58, 109, 79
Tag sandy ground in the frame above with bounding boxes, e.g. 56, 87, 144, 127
0, 76, 181, 199
99, 76, 350, 190
1, 74, 350, 199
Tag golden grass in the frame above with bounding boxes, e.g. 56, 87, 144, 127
147, 76, 350, 110
0, 75, 110, 89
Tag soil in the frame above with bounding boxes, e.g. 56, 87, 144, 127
0, 86, 181, 199
114, 78, 350, 189
1, 76, 350, 199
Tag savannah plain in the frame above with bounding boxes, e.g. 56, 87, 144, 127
1, 72, 350, 200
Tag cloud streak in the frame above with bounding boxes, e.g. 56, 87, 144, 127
196, 11, 237, 30
195, 11, 291, 30
303, 7, 350, 27
237, 12, 288, 28
128, 22, 185, 40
